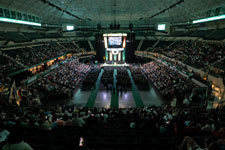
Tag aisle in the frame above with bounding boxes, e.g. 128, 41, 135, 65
85, 69, 104, 108
139, 89, 164, 106
127, 69, 144, 107
94, 90, 112, 108
110, 69, 119, 109
69, 88, 91, 106
118, 91, 136, 108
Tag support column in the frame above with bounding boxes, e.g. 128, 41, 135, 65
118, 52, 121, 61
123, 50, 125, 61
109, 51, 112, 61
114, 55, 117, 61
105, 50, 108, 61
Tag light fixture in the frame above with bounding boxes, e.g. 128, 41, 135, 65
0, 17, 41, 26
66, 25, 74, 31
193, 14, 225, 24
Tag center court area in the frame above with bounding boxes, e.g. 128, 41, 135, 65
69, 64, 164, 108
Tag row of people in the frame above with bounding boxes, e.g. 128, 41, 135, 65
1, 104, 225, 149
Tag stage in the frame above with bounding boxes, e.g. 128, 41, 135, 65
100, 62, 130, 67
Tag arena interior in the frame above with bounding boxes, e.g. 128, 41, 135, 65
0, 0, 225, 150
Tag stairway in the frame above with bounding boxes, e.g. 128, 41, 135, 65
57, 42, 66, 49
152, 40, 160, 48
88, 40, 94, 51
167, 41, 176, 48
137, 40, 144, 50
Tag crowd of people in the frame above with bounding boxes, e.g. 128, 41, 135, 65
59, 42, 78, 50
23, 58, 91, 105
100, 67, 132, 92
47, 59, 91, 90
0, 56, 23, 74
0, 104, 225, 149
151, 41, 225, 72
82, 66, 101, 90
129, 65, 149, 89
27, 78, 72, 105
1, 42, 80, 73
0, 74, 11, 106
141, 61, 199, 106
0, 39, 224, 149
101, 67, 114, 89
158, 57, 212, 90
63, 59, 90, 75
116, 67, 132, 89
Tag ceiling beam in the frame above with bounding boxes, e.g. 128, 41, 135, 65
40, 0, 82, 20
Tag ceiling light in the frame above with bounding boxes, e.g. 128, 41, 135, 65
0, 17, 41, 26
193, 14, 225, 24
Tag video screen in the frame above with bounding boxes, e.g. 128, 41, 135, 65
108, 37, 122, 46
158, 24, 166, 31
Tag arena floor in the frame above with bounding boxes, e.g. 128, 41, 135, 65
69, 67, 164, 108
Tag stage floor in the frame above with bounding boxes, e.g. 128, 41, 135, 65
100, 63, 130, 67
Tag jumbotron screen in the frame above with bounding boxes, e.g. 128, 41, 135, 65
108, 37, 122, 46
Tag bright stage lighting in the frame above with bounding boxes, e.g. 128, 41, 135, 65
0, 17, 41, 26
103, 33, 127, 37
123, 37, 126, 48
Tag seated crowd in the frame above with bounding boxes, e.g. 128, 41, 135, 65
0, 56, 23, 74
82, 65, 101, 90
63, 59, 90, 75
24, 59, 91, 105
27, 78, 72, 105
0, 104, 225, 150
101, 67, 114, 88
151, 41, 225, 70
142, 61, 200, 106
158, 57, 212, 90
59, 42, 78, 50
116, 67, 132, 89
0, 75, 11, 105
129, 65, 149, 88
1, 42, 80, 73
47, 59, 91, 90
